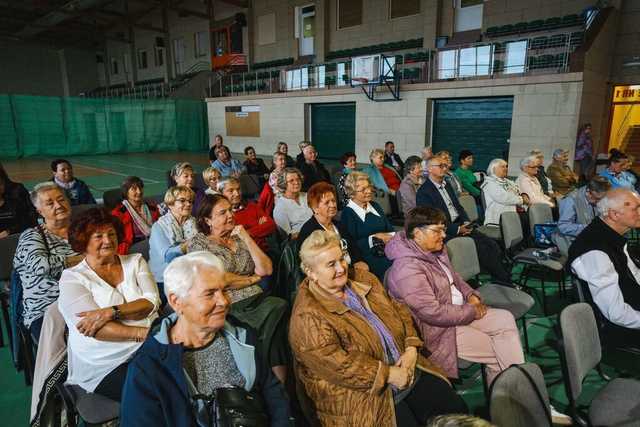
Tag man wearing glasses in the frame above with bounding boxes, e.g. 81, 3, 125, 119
516, 155, 555, 208
416, 156, 513, 284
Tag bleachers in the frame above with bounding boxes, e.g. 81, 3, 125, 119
486, 14, 584, 38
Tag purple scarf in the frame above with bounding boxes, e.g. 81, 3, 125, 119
343, 285, 400, 365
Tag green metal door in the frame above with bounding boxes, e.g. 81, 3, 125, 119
432, 97, 513, 172
311, 102, 355, 160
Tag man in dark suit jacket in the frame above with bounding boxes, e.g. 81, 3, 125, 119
416, 156, 512, 283
384, 141, 404, 176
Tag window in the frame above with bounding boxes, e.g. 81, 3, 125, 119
390, 0, 420, 19
461, 0, 483, 7
195, 31, 209, 57
338, 0, 362, 29
137, 49, 148, 69
111, 58, 119, 75
155, 47, 164, 67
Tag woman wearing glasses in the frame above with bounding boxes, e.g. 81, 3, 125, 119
298, 182, 369, 272
516, 155, 555, 207
340, 171, 394, 280
273, 167, 313, 239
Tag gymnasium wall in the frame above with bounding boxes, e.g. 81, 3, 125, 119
206, 72, 583, 175
482, 0, 594, 30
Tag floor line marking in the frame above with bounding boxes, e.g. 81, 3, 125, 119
72, 162, 161, 184
88, 158, 168, 172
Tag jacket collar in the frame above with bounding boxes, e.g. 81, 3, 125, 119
307, 278, 372, 315
347, 199, 380, 222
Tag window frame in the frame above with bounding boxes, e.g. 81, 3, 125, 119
337, 0, 363, 30
137, 49, 148, 69
194, 31, 209, 58
111, 58, 119, 75
388, 0, 421, 20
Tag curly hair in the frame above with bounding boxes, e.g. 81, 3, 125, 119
69, 207, 124, 253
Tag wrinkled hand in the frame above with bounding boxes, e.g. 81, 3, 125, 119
396, 347, 418, 376
0, 230, 10, 239
458, 225, 472, 236
469, 297, 488, 319
388, 366, 411, 390
231, 224, 250, 241
76, 307, 113, 337
258, 216, 268, 225
353, 261, 369, 271
467, 294, 482, 306
374, 233, 393, 244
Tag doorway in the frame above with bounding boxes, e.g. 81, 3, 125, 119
297, 5, 315, 56
310, 102, 355, 160
454, 0, 483, 32
173, 38, 186, 75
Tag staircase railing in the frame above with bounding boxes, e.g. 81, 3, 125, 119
617, 104, 635, 151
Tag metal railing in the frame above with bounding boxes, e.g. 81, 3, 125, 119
209, 30, 582, 98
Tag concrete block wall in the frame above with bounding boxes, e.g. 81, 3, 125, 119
206, 72, 583, 175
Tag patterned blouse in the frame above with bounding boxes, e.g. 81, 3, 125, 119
187, 233, 262, 303
13, 226, 78, 328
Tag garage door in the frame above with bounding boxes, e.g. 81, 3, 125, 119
311, 102, 355, 160
432, 97, 513, 172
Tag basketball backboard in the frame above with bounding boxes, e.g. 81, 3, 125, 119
351, 54, 396, 86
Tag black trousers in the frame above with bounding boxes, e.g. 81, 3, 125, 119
94, 362, 129, 402
468, 229, 512, 283
395, 372, 468, 427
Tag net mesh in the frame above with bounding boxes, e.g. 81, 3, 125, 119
0, 95, 207, 158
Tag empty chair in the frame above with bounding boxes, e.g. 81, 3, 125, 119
446, 236, 535, 351
528, 202, 553, 237
57, 383, 120, 427
490, 363, 552, 427
559, 303, 640, 426
129, 239, 150, 261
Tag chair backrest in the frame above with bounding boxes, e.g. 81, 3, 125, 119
528, 203, 554, 236
373, 189, 392, 215
480, 189, 488, 211
500, 211, 524, 250
129, 239, 150, 261
275, 239, 305, 306
458, 194, 479, 222
559, 303, 602, 401
490, 363, 552, 427
446, 237, 480, 280
71, 203, 99, 219
145, 194, 164, 206
0, 233, 20, 281
239, 174, 261, 198
102, 189, 122, 211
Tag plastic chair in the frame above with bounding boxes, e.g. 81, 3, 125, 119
528, 203, 553, 238
57, 383, 120, 427
459, 193, 501, 241
129, 239, 150, 261
102, 188, 122, 211
559, 303, 640, 426
372, 189, 392, 216
489, 363, 552, 427
0, 233, 20, 349
446, 237, 535, 352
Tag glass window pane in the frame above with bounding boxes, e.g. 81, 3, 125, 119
504, 40, 526, 74
437, 50, 456, 79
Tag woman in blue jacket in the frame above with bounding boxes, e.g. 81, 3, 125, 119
120, 251, 292, 427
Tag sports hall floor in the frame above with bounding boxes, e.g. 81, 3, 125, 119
2, 151, 640, 425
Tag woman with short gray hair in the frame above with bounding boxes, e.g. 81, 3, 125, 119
516, 155, 555, 207
13, 182, 80, 341
481, 159, 529, 226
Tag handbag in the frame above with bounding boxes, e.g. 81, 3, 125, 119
371, 236, 386, 257
533, 222, 558, 248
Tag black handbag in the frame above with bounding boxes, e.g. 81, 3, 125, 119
215, 387, 269, 427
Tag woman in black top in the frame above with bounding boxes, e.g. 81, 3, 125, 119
243, 146, 270, 177
0, 162, 37, 237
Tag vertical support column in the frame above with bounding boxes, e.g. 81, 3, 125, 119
126, 0, 138, 88
315, 0, 328, 63
163, 0, 174, 83
247, 0, 254, 69
58, 49, 70, 97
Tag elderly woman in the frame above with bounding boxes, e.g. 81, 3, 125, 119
290, 231, 467, 426
161, 162, 205, 215
111, 176, 160, 255
273, 167, 313, 238
398, 155, 424, 216
298, 182, 368, 271
269, 151, 287, 197
546, 148, 578, 197
149, 186, 198, 287
51, 159, 96, 206
58, 208, 159, 401
120, 252, 292, 426
340, 171, 394, 280
516, 155, 555, 207
243, 146, 270, 178
385, 207, 525, 385
188, 194, 288, 382
337, 151, 358, 207
13, 182, 80, 341
202, 166, 221, 195
212, 145, 244, 178
481, 158, 529, 226
277, 141, 295, 167
363, 148, 401, 196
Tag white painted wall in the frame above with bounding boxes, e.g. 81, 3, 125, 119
206, 72, 583, 175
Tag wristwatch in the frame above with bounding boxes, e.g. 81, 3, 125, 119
112, 305, 121, 321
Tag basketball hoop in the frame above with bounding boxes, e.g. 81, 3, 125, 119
351, 77, 369, 85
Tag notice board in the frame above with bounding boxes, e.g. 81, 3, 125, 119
225, 105, 260, 137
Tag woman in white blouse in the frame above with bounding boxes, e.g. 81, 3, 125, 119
481, 158, 529, 226
58, 208, 160, 401
273, 167, 313, 238
516, 155, 555, 207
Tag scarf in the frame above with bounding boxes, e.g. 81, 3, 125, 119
123, 200, 153, 237
53, 176, 76, 190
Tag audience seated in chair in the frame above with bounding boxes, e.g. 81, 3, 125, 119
295, 141, 309, 166
384, 141, 404, 176
208, 134, 224, 162
0, 161, 38, 228
160, 162, 205, 215
552, 176, 610, 256
149, 186, 198, 289
111, 176, 160, 255
120, 252, 293, 427
569, 188, 640, 345
276, 141, 295, 167
58, 208, 159, 401
0, 165, 37, 237
289, 231, 468, 427
51, 159, 96, 206
417, 156, 512, 284
398, 156, 424, 216
437, 151, 466, 197
529, 149, 554, 197
296, 144, 331, 191
599, 149, 632, 189
546, 148, 578, 197
363, 148, 401, 196
218, 177, 276, 252
298, 181, 369, 272
269, 151, 287, 198
187, 194, 289, 383
516, 155, 555, 208
481, 158, 529, 227
243, 146, 270, 180
337, 151, 358, 208
13, 182, 80, 342
340, 171, 394, 280
202, 166, 221, 195
454, 150, 481, 200
212, 145, 244, 178
273, 168, 313, 238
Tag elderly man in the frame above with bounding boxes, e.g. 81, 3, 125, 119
552, 176, 611, 256
516, 155, 555, 207
296, 144, 331, 191
416, 156, 513, 284
295, 140, 310, 165
120, 251, 293, 427
569, 188, 640, 344
218, 177, 276, 252
384, 141, 404, 175
546, 148, 579, 197
398, 156, 423, 216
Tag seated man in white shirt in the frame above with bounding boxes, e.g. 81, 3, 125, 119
569, 188, 640, 344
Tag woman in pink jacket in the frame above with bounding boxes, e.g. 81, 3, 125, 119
384, 206, 524, 383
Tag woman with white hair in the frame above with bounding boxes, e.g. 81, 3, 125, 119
481, 159, 529, 226
516, 155, 555, 207
13, 182, 80, 341
120, 251, 292, 427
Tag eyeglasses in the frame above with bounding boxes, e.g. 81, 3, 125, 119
420, 225, 446, 234
355, 186, 374, 193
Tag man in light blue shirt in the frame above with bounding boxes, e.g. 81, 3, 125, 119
552, 176, 610, 255
212, 145, 245, 177
599, 150, 632, 189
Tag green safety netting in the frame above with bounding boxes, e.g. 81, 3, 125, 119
0, 95, 208, 158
